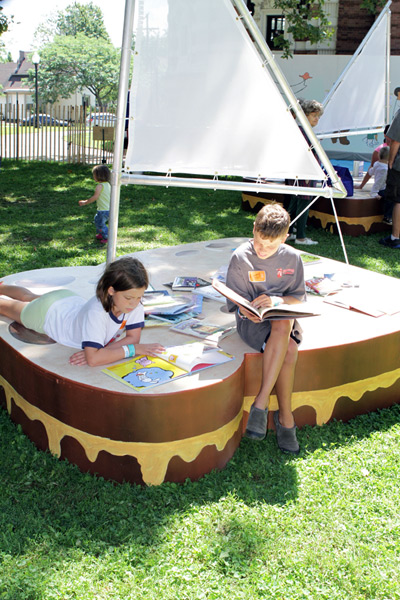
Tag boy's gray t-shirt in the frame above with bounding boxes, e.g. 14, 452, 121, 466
387, 109, 400, 171
226, 240, 305, 351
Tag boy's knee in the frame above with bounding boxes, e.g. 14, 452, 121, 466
270, 319, 293, 337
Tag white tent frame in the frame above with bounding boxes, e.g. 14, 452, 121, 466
316, 0, 391, 140
107, 0, 347, 264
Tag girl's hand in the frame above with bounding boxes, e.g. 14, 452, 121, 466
135, 342, 165, 356
78, 200, 87, 206
69, 350, 88, 366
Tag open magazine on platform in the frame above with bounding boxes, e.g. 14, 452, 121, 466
102, 342, 234, 391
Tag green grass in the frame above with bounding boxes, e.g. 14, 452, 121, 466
0, 160, 399, 600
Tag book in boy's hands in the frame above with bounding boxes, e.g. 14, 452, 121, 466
102, 342, 234, 391
212, 279, 320, 320
170, 318, 235, 342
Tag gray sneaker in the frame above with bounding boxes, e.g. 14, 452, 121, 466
245, 404, 268, 440
273, 411, 300, 455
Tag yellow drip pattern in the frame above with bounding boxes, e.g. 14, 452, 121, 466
1, 367, 399, 484
0, 375, 242, 486
308, 210, 381, 233
244, 367, 400, 424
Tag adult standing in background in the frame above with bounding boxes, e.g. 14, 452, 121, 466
286, 99, 324, 246
379, 110, 400, 249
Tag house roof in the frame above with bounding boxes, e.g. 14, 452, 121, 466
0, 51, 33, 94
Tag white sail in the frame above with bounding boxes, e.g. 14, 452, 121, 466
315, 2, 391, 139
125, 0, 330, 182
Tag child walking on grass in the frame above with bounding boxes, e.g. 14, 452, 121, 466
0, 257, 164, 367
79, 165, 111, 244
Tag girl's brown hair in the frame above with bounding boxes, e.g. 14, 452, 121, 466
93, 165, 111, 183
96, 257, 149, 312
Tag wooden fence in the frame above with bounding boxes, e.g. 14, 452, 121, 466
0, 105, 116, 164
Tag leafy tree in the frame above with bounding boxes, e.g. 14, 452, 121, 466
360, 0, 387, 14
272, 0, 334, 58
34, 1, 111, 47
0, 0, 11, 37
55, 1, 110, 41
0, 40, 11, 62
30, 34, 120, 107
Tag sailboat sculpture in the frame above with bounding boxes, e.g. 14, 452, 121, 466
117, 0, 346, 202
315, 0, 391, 140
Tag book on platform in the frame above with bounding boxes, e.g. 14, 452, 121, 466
192, 284, 225, 303
102, 342, 234, 391
170, 276, 211, 291
142, 291, 197, 316
322, 289, 400, 318
145, 295, 203, 324
164, 277, 210, 289
212, 279, 319, 320
305, 276, 342, 296
170, 318, 235, 342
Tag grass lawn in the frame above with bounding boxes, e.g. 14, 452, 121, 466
0, 161, 399, 600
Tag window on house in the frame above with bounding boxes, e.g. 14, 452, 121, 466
266, 15, 285, 50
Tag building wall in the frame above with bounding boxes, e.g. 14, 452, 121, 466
249, 0, 398, 56
337, 0, 400, 56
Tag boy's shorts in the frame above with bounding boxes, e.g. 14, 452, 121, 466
385, 168, 400, 204
20, 289, 78, 334
261, 319, 303, 352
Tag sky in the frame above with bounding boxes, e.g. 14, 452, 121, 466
1, 0, 126, 60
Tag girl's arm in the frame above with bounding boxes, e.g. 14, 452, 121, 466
69, 328, 165, 367
79, 184, 103, 206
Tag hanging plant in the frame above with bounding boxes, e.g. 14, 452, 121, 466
360, 0, 387, 14
273, 0, 334, 58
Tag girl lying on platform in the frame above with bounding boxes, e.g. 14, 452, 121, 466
0, 257, 164, 367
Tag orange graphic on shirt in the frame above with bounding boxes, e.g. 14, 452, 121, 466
249, 271, 266, 283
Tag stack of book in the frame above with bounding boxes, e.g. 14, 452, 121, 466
143, 291, 203, 327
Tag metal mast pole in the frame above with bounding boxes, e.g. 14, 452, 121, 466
107, 0, 135, 264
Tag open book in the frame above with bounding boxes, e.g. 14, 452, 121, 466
323, 289, 400, 318
212, 279, 320, 320
102, 342, 234, 391
170, 318, 235, 342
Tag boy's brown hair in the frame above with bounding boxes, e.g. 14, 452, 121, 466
254, 203, 290, 239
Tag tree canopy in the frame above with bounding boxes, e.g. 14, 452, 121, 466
32, 34, 120, 106
0, 0, 12, 37
32, 2, 120, 106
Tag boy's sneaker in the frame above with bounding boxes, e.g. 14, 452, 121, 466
382, 218, 392, 225
95, 233, 103, 240
245, 404, 268, 440
379, 236, 400, 248
295, 238, 318, 246
273, 411, 300, 455
286, 233, 296, 242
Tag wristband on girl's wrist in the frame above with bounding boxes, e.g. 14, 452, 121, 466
122, 344, 136, 358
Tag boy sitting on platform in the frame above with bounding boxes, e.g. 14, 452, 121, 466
226, 204, 305, 454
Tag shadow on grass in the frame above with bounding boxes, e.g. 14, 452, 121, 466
1, 403, 400, 565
